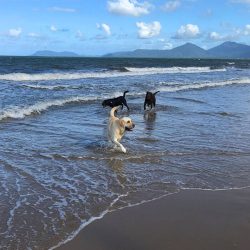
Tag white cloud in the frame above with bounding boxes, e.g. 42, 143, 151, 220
208, 25, 250, 41
174, 24, 200, 39
27, 32, 47, 41
97, 23, 111, 36
162, 1, 181, 12
49, 25, 68, 33
136, 21, 161, 38
8, 28, 22, 37
208, 31, 224, 41
49, 6, 76, 12
208, 30, 240, 41
50, 25, 57, 32
157, 38, 173, 49
244, 24, 250, 35
107, 0, 152, 16
163, 42, 173, 49
158, 38, 165, 42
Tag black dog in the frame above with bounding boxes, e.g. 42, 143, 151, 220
102, 91, 129, 110
144, 91, 160, 110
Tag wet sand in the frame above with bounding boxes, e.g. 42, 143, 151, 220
57, 188, 250, 250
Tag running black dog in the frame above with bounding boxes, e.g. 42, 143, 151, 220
102, 91, 129, 110
144, 91, 160, 110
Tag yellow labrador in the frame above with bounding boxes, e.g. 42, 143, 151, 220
108, 106, 135, 153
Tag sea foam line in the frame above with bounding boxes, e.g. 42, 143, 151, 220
49, 192, 130, 250
125, 66, 226, 74
0, 96, 99, 121
0, 67, 226, 81
22, 84, 73, 90
16, 77, 250, 92
157, 77, 250, 93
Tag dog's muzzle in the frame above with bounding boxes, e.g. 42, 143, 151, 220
125, 123, 135, 131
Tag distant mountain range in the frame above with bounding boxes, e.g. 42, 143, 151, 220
31, 42, 250, 59
104, 42, 250, 59
31, 50, 79, 57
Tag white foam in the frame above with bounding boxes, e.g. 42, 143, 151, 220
0, 96, 99, 121
22, 84, 72, 90
20, 77, 248, 93
158, 78, 250, 93
181, 185, 250, 192
126, 66, 226, 74
0, 67, 226, 81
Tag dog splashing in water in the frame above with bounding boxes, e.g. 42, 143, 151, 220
108, 106, 135, 153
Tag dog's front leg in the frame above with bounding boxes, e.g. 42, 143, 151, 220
123, 100, 129, 111
114, 139, 126, 153
125, 104, 129, 111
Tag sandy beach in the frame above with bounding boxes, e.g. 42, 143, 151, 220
58, 188, 250, 250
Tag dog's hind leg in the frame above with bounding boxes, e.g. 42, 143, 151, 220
123, 100, 129, 111
153, 100, 156, 108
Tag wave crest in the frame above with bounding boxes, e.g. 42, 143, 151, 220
125, 66, 226, 74
0, 96, 99, 121
22, 84, 75, 90
158, 78, 250, 93
0, 67, 226, 81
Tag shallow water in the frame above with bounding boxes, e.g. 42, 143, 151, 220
0, 57, 250, 249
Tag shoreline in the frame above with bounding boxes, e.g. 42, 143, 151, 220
57, 187, 250, 250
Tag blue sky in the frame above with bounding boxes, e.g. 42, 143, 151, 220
0, 0, 250, 55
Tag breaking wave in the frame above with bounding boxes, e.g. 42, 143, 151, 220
1, 78, 249, 121
22, 84, 77, 90
125, 66, 226, 74
0, 66, 226, 81
158, 78, 250, 93
0, 96, 99, 121
16, 77, 250, 92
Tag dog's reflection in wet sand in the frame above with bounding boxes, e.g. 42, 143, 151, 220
144, 110, 157, 131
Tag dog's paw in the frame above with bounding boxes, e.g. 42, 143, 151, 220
121, 146, 127, 153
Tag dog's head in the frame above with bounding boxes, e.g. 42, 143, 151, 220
146, 91, 153, 98
119, 117, 135, 131
102, 100, 111, 107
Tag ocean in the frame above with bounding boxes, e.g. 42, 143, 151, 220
0, 56, 250, 249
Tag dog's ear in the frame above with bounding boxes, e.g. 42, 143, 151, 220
119, 119, 125, 127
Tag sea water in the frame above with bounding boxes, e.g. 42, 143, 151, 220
0, 57, 250, 249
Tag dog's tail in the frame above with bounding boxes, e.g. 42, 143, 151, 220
153, 91, 160, 95
110, 106, 120, 118
123, 90, 129, 97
